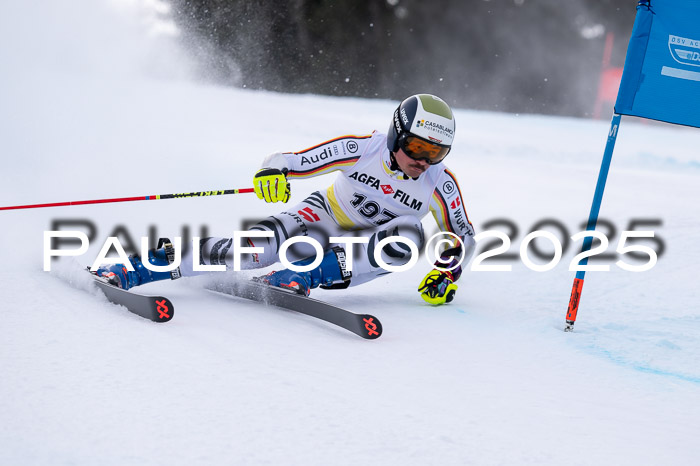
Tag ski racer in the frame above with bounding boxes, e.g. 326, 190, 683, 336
96, 94, 476, 305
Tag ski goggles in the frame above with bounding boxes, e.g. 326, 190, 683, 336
399, 134, 451, 164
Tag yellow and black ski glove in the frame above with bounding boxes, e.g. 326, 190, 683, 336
253, 168, 290, 203
418, 269, 458, 305
418, 243, 463, 305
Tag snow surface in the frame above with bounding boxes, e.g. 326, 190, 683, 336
2, 2, 700, 465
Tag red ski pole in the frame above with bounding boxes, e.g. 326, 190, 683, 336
0, 188, 255, 211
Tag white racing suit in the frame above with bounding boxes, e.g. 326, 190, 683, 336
180, 131, 475, 286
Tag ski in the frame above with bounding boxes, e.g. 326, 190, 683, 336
206, 280, 382, 339
92, 275, 174, 323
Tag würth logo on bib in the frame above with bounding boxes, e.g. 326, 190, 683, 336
381, 185, 394, 194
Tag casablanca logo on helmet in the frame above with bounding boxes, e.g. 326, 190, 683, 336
417, 119, 454, 139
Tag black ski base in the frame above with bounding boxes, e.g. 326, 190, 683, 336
92, 276, 174, 323
207, 279, 382, 339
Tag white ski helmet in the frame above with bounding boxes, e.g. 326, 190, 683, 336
387, 94, 455, 164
